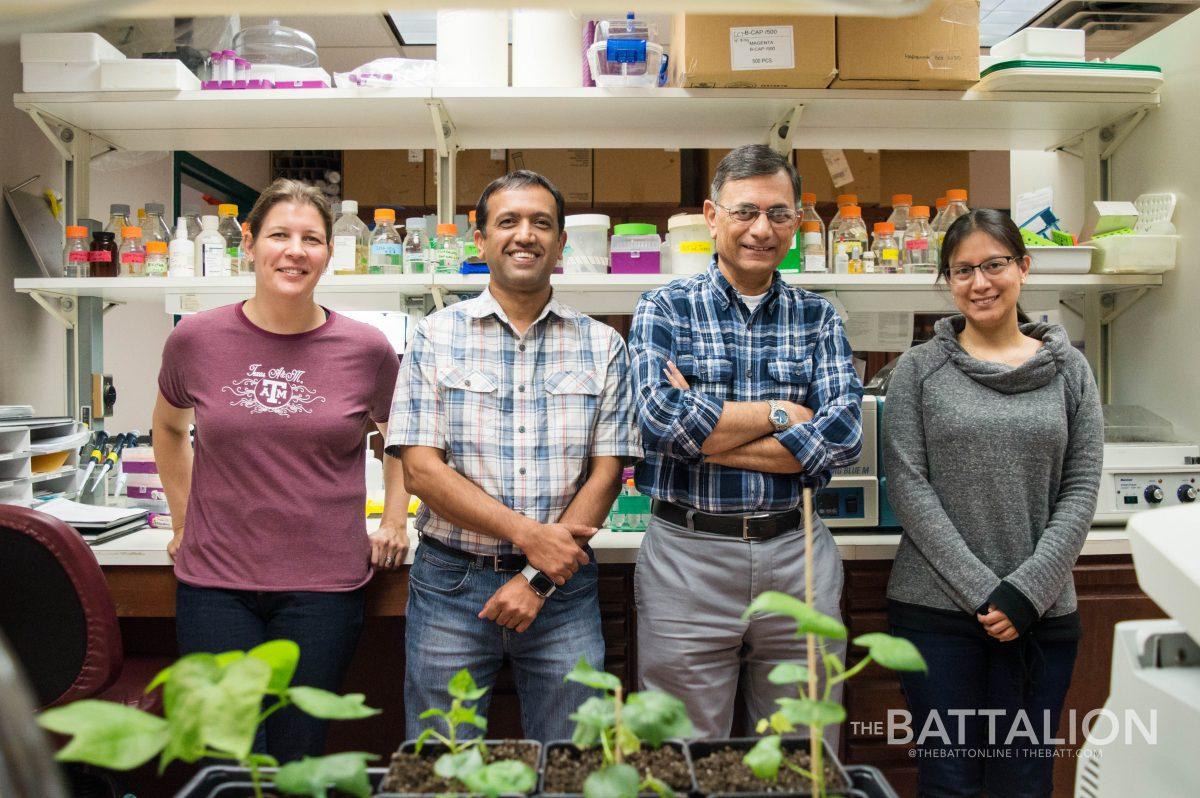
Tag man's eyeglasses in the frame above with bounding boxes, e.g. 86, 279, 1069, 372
713, 202, 798, 226
947, 255, 1020, 284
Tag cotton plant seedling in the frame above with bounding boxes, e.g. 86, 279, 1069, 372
412, 668, 537, 798
564, 658, 694, 798
37, 639, 380, 798
740, 591, 927, 798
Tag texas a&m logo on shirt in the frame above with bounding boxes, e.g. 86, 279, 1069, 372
222, 363, 327, 417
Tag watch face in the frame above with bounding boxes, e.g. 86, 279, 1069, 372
530, 572, 556, 597
771, 408, 790, 427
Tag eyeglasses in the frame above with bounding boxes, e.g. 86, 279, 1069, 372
947, 255, 1020, 284
713, 202, 798, 226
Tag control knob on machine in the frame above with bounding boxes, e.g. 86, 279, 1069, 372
1144, 485, 1164, 504
1179, 484, 1197, 503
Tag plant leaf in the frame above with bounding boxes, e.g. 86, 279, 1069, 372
447, 702, 487, 731
460, 759, 537, 798
274, 752, 376, 798
583, 763, 641, 798
159, 655, 227, 768
569, 695, 615, 749
775, 697, 846, 728
206, 655, 274, 759
742, 591, 847, 640
434, 747, 484, 781
640, 774, 675, 798
38, 701, 169, 770
767, 710, 796, 734
564, 657, 622, 693
766, 662, 810, 686
418, 707, 447, 720
743, 735, 783, 782
448, 669, 488, 701
616, 724, 641, 757
852, 633, 928, 673
413, 726, 437, 754
623, 691, 693, 747
287, 687, 381, 720
246, 640, 300, 695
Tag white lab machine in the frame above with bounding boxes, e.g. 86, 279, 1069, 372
1093, 405, 1200, 525
1075, 505, 1200, 797
820, 396, 879, 528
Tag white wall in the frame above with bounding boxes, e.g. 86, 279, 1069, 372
1108, 11, 1200, 442
1009, 150, 1085, 235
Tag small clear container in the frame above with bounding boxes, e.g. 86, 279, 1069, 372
610, 222, 660, 274
665, 213, 712, 275
833, 206, 867, 275
904, 206, 936, 274
144, 241, 169, 277
431, 223, 462, 274
872, 222, 902, 274
587, 13, 664, 88
403, 217, 428, 275
64, 225, 90, 278
370, 209, 403, 274
118, 227, 145, 276
563, 214, 611, 274
234, 18, 319, 67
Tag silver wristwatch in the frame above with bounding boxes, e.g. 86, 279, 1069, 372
768, 400, 791, 433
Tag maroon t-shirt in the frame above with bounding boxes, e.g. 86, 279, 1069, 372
158, 302, 399, 591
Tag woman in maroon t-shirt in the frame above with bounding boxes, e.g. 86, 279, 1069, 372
152, 179, 408, 762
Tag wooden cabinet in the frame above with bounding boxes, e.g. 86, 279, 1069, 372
838, 555, 1166, 796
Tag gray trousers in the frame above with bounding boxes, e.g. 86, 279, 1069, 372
634, 512, 846, 749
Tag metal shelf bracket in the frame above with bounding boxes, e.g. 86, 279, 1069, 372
428, 99, 460, 224
767, 105, 805, 156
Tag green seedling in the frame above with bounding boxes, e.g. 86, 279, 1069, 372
37, 639, 380, 798
741, 591, 928, 798
413, 668, 537, 798
564, 658, 693, 798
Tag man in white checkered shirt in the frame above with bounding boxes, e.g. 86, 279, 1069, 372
385, 171, 639, 741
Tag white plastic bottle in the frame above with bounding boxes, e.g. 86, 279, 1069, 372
403, 217, 429, 275
903, 206, 936, 274
217, 204, 243, 275
369, 209, 403, 275
169, 218, 194, 277
195, 216, 228, 277
330, 200, 370, 275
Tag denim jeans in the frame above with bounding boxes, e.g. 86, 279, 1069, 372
891, 623, 1078, 798
404, 541, 605, 742
175, 582, 365, 763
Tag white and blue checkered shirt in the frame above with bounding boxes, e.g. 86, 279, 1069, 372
630, 260, 863, 513
386, 289, 639, 555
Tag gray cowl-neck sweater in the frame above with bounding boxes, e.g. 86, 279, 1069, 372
882, 315, 1103, 633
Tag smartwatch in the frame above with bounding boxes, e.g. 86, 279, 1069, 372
768, 400, 791, 433
521, 564, 556, 598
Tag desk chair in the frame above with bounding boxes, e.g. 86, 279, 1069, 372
0, 505, 164, 713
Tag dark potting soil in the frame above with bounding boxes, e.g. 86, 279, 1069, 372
378, 741, 539, 794
692, 746, 849, 794
541, 745, 692, 794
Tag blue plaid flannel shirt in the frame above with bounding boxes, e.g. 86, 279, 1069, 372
629, 260, 863, 513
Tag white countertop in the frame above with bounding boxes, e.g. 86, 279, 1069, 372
90, 519, 1132, 567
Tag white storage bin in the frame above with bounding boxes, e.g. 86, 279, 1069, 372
23, 62, 109, 93
666, 213, 713, 274
562, 214, 610, 274
101, 59, 200, 91
20, 33, 124, 64
1090, 235, 1179, 274
989, 29, 1084, 62
1028, 246, 1094, 275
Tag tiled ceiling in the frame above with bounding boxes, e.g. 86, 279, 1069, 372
980, 0, 1055, 45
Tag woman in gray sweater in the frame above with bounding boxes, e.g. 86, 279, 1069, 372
883, 208, 1103, 797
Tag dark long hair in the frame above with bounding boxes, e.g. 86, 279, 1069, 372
936, 208, 1031, 324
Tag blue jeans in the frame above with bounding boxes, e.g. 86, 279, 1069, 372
175, 582, 365, 763
892, 624, 1078, 798
404, 541, 605, 742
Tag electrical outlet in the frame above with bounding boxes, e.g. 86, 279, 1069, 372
91, 373, 115, 417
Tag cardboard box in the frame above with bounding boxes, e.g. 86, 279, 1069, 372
507, 149, 593, 205
423, 149, 508, 208
342, 150, 425, 208
879, 150, 971, 208
594, 150, 681, 204
832, 0, 980, 89
670, 14, 836, 89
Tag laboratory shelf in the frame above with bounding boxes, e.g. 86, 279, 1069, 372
15, 87, 1159, 153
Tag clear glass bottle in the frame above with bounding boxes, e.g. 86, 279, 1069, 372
403, 217, 429, 275
144, 241, 169, 277
144, 203, 173, 245
369, 208, 403, 275
118, 226, 145, 276
871, 222, 902, 274
217, 204, 243, 275
800, 220, 825, 273
903, 206, 936, 274
826, 193, 857, 267
64, 225, 90, 278
331, 200, 370, 276
183, 209, 202, 241
462, 210, 484, 266
105, 204, 131, 246
833, 206, 867, 275
169, 217, 195, 277
933, 189, 969, 267
431, 223, 462, 274
887, 194, 912, 245
195, 215, 228, 277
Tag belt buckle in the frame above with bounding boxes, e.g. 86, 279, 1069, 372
742, 512, 772, 541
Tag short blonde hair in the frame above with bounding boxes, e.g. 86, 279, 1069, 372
245, 178, 333, 241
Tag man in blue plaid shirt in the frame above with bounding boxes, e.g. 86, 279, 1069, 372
629, 145, 863, 741
387, 172, 638, 741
